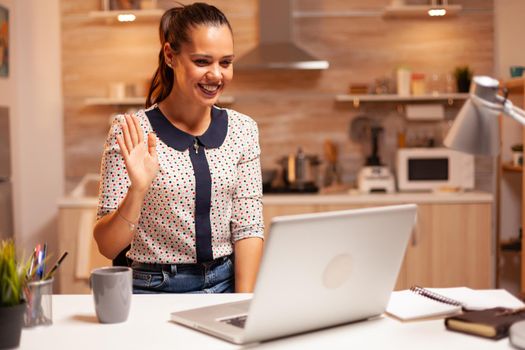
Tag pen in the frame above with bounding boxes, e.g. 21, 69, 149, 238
27, 247, 37, 279
44, 252, 68, 280
34, 244, 42, 281
41, 243, 47, 280
36, 243, 46, 280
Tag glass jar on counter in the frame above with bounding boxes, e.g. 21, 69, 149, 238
411, 73, 426, 96
427, 73, 442, 96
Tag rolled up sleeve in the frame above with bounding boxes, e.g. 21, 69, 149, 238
230, 119, 264, 242
96, 115, 130, 220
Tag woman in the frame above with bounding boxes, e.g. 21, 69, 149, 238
94, 3, 264, 294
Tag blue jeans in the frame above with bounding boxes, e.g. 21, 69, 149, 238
131, 255, 234, 294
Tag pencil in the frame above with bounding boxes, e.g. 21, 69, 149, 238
27, 247, 37, 278
44, 252, 69, 280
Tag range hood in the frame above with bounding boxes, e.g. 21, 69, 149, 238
235, 0, 329, 70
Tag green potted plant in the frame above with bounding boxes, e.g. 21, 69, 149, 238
0, 240, 31, 349
454, 65, 473, 93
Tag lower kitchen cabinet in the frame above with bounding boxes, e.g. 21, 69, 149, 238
57, 194, 492, 293
58, 206, 110, 294
263, 201, 492, 290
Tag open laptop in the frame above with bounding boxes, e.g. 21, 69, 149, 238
171, 204, 417, 344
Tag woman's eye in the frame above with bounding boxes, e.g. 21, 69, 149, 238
220, 61, 232, 67
194, 59, 209, 66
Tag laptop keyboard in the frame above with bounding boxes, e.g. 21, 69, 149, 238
221, 315, 248, 328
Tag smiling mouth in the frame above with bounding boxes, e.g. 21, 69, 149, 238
198, 83, 222, 97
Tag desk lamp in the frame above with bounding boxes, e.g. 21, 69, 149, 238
444, 76, 525, 155
444, 75, 525, 350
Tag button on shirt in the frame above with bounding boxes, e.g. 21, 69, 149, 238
97, 105, 264, 264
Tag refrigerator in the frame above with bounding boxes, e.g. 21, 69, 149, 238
0, 106, 13, 239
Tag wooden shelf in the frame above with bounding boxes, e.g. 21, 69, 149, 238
383, 4, 462, 19
335, 93, 468, 105
84, 95, 235, 106
503, 78, 525, 93
87, 9, 163, 22
502, 162, 523, 173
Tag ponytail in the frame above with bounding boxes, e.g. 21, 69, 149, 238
145, 3, 232, 108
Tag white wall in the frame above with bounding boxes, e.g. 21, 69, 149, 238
0, 0, 64, 256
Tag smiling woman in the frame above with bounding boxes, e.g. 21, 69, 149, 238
93, 2, 264, 295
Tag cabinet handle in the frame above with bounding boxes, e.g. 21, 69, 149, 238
410, 213, 420, 247
411, 222, 420, 246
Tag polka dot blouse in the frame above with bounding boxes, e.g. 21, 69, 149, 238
97, 105, 264, 264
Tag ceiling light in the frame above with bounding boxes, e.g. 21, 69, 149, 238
117, 14, 136, 22
428, 8, 447, 16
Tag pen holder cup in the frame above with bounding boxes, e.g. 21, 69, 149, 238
24, 278, 53, 327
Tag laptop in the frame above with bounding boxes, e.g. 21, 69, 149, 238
171, 204, 417, 344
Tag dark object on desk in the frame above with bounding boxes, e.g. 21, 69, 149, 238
445, 307, 525, 340
113, 245, 131, 267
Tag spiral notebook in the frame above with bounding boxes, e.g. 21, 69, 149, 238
386, 286, 524, 321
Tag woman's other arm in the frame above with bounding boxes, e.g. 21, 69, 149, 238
234, 237, 263, 292
231, 117, 265, 292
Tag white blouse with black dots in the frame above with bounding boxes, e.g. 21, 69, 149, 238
97, 105, 264, 264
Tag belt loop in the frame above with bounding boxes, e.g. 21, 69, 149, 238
170, 264, 177, 275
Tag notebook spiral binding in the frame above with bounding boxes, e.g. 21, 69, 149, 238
410, 285, 464, 307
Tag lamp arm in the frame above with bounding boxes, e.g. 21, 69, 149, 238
470, 93, 525, 126
500, 96, 525, 126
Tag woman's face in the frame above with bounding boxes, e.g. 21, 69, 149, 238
170, 24, 234, 107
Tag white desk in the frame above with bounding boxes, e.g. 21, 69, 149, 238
20, 294, 515, 349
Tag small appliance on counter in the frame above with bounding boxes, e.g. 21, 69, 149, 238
357, 126, 395, 193
396, 147, 474, 192
357, 166, 395, 193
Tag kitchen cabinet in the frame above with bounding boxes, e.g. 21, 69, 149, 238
57, 191, 492, 293
58, 204, 110, 294
262, 193, 493, 290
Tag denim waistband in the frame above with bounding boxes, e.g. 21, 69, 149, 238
131, 255, 231, 274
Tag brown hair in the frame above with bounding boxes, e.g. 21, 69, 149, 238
145, 3, 232, 108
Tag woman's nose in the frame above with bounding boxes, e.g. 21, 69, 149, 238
206, 64, 221, 80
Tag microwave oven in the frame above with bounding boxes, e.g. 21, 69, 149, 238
396, 148, 474, 191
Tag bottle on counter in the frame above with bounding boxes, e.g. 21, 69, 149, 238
411, 73, 426, 96
396, 66, 412, 96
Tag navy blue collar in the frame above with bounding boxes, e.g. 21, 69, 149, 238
146, 106, 228, 151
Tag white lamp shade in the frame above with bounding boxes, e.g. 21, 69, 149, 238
443, 98, 500, 156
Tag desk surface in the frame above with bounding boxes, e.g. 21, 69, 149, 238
21, 294, 514, 350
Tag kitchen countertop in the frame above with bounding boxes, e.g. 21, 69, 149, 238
262, 191, 493, 205
59, 191, 493, 209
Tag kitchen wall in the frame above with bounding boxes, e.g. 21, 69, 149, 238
0, 0, 63, 257
61, 0, 494, 191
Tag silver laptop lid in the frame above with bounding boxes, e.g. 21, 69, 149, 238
242, 204, 417, 343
